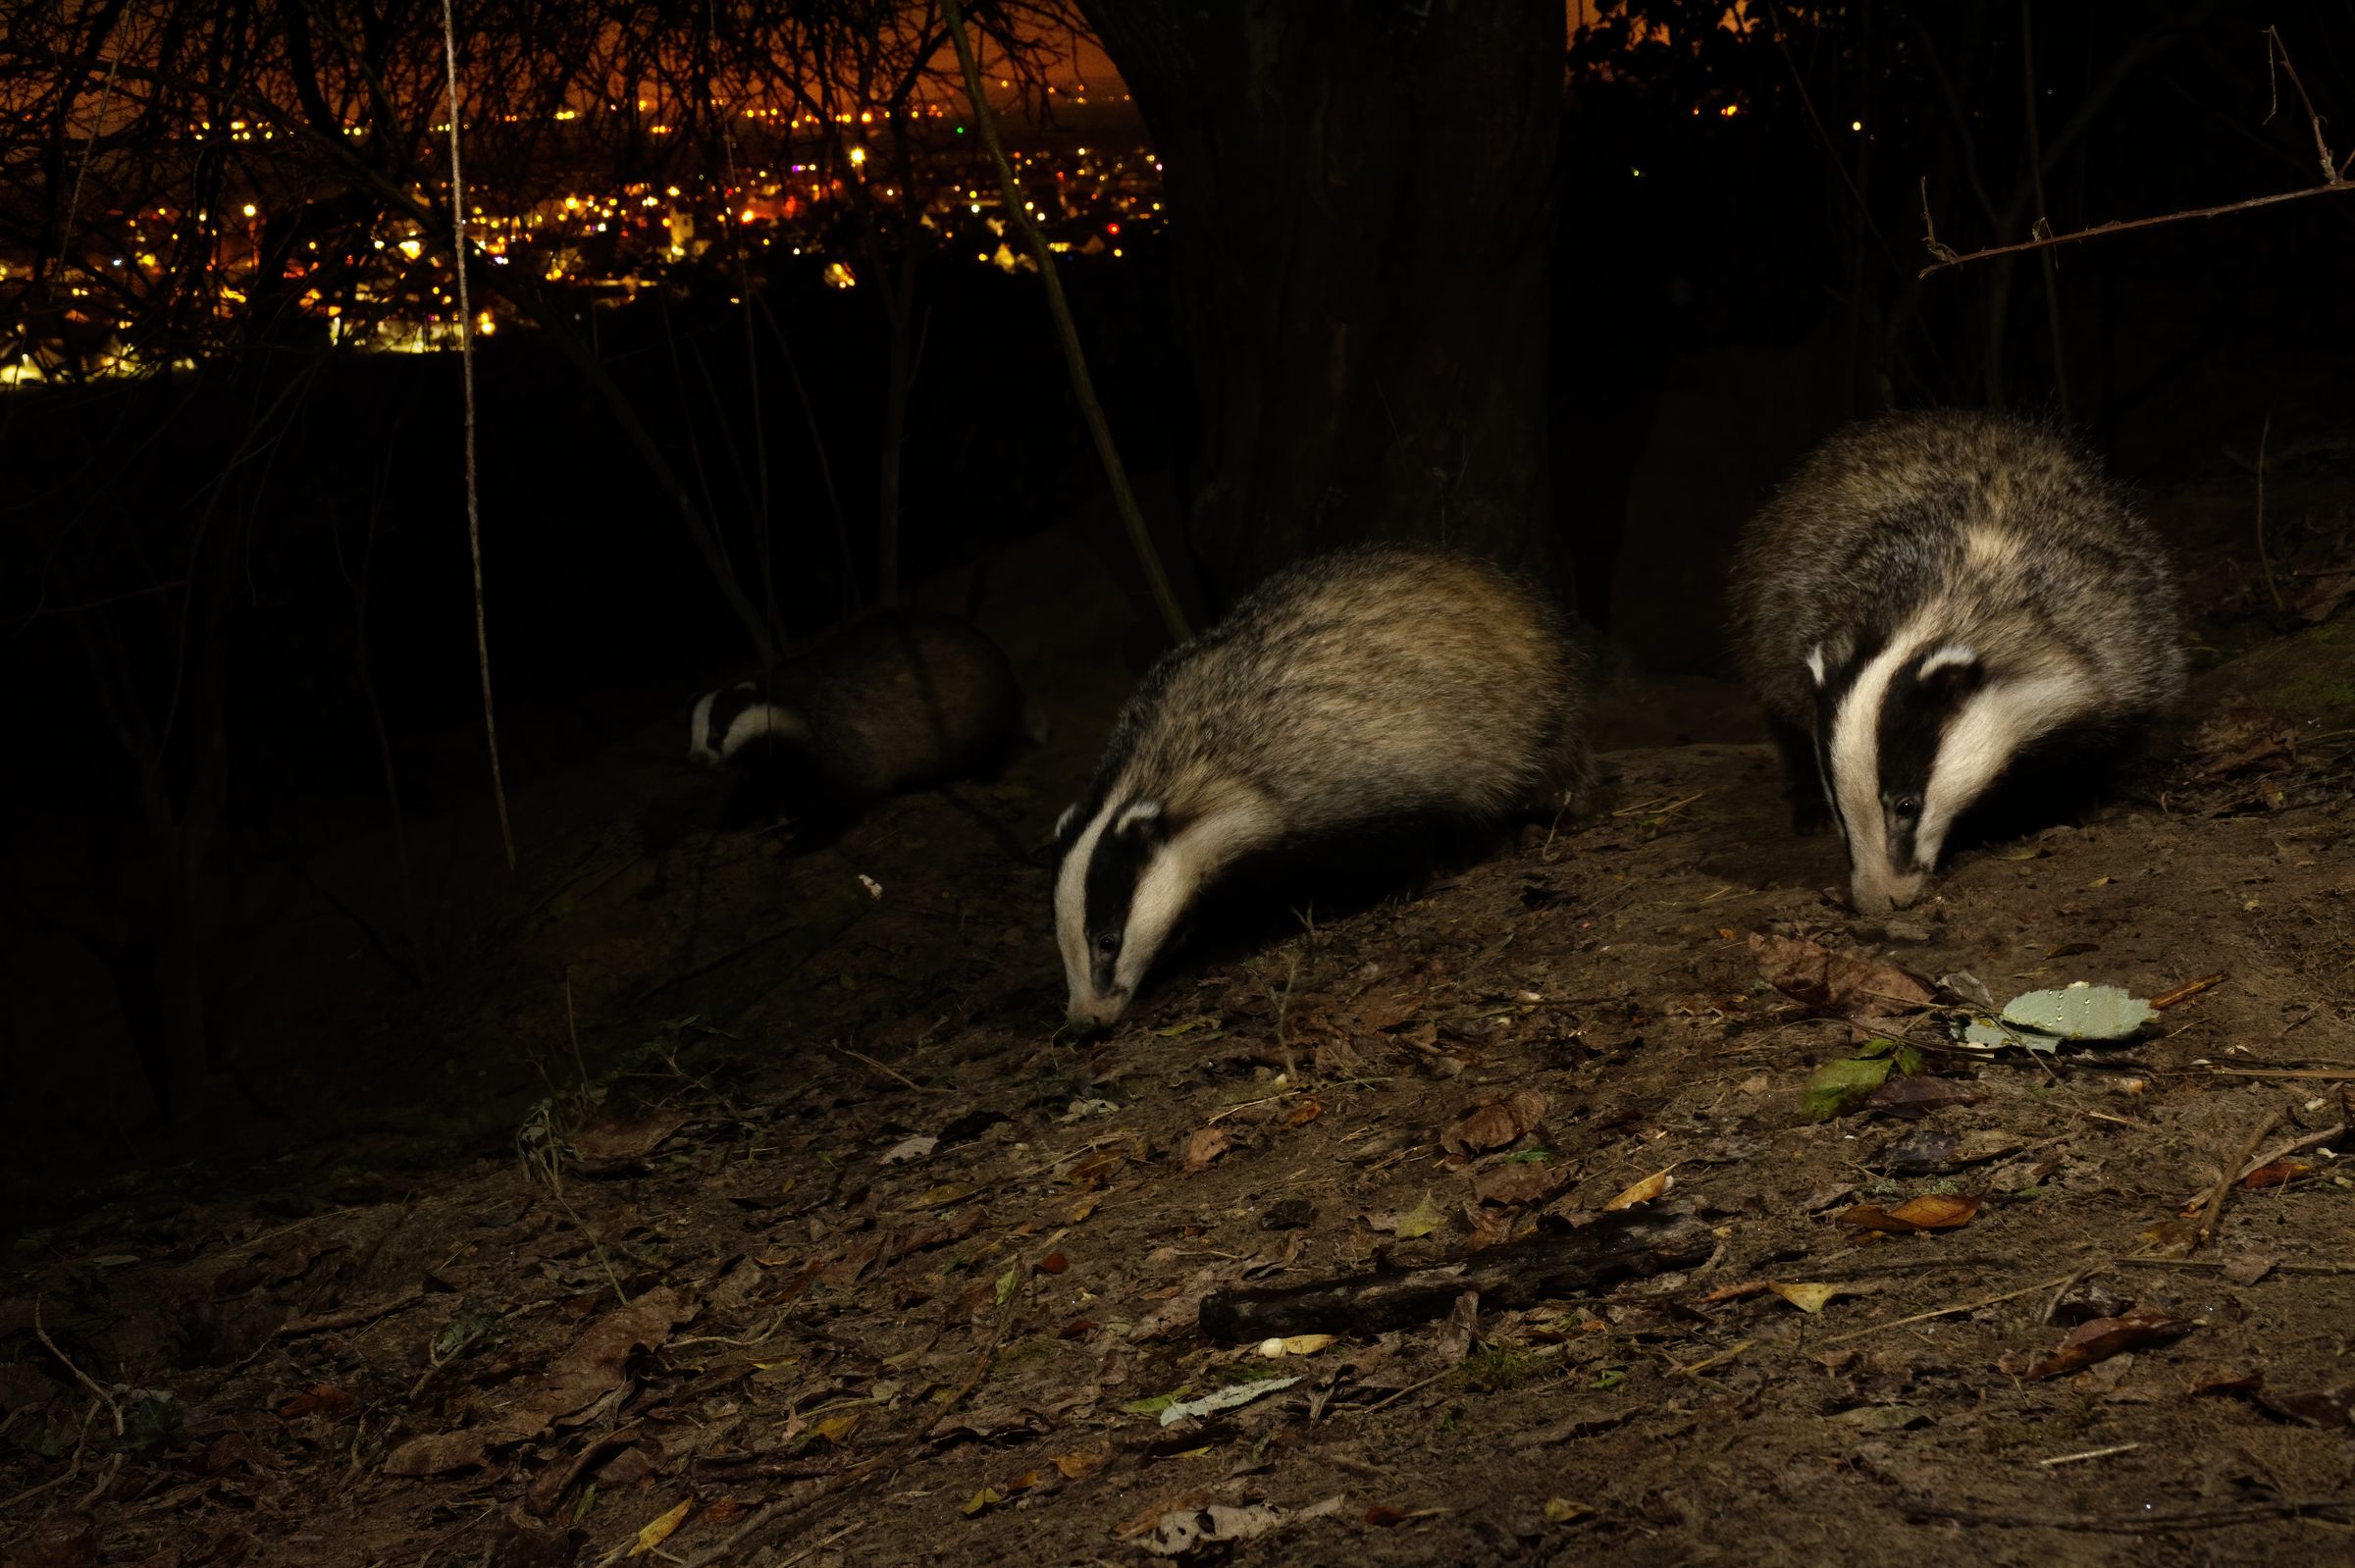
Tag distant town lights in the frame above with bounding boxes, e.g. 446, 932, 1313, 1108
242, 203, 257, 217
848, 147, 867, 167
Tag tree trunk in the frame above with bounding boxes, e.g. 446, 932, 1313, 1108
1081, 0, 1567, 604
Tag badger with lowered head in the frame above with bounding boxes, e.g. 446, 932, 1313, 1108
690, 609, 1044, 834
1053, 544, 1593, 1032
1730, 410, 2184, 915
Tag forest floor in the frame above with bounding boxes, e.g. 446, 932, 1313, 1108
5, 473, 2355, 1567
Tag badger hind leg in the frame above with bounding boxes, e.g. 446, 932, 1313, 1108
1766, 715, 1832, 836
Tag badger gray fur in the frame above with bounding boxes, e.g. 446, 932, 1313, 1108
689, 609, 1045, 833
1052, 544, 1593, 1031
1730, 410, 2184, 915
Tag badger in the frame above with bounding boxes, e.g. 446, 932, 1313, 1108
1729, 409, 2184, 915
689, 609, 1045, 833
1052, 543, 1593, 1032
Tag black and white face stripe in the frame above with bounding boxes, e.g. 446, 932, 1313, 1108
1052, 791, 1278, 1031
1053, 796, 1177, 1029
1810, 627, 2059, 914
688, 682, 808, 766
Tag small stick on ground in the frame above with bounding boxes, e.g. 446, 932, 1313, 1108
33, 1302, 123, 1441
2236, 1123, 2344, 1181
1828, 1271, 2081, 1344
2149, 973, 2225, 1010
2038, 1441, 2143, 1468
2255, 414, 2285, 613
828, 1041, 928, 1095
2196, 1104, 2281, 1246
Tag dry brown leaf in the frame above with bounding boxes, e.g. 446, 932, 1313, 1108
1603, 1168, 1674, 1211
2026, 1308, 2197, 1380
1283, 1098, 1326, 1128
1441, 1091, 1548, 1158
1181, 1126, 1236, 1174
1750, 932, 1935, 1019
813, 1413, 858, 1442
571, 1114, 689, 1165
1053, 1450, 1109, 1481
1473, 1161, 1564, 1208
1838, 1193, 1980, 1232
2241, 1161, 2310, 1189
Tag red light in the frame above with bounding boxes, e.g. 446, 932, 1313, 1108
1105, 222, 1120, 235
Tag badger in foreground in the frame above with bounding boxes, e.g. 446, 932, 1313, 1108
1730, 410, 2184, 915
1053, 544, 1593, 1032
690, 609, 1044, 833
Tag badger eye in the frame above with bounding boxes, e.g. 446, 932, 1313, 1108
1894, 795, 1922, 820
1094, 932, 1121, 957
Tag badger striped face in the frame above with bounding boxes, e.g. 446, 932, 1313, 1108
689, 682, 807, 766
1811, 633, 2081, 914
1053, 797, 1183, 1031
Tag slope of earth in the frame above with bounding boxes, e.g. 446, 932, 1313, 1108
3, 624, 2351, 1566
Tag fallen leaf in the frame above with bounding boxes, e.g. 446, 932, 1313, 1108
2254, 1385, 2355, 1429
1283, 1099, 1325, 1128
1181, 1127, 1235, 1174
813, 1413, 858, 1443
1603, 1168, 1674, 1210
1441, 1092, 1548, 1157
570, 1114, 689, 1165
1393, 1189, 1447, 1240
2001, 983, 2156, 1041
1053, 1450, 1109, 1480
384, 1288, 687, 1475
627, 1500, 692, 1557
1157, 1376, 1299, 1427
2241, 1161, 2310, 1189
1804, 1057, 1893, 1122
880, 1135, 937, 1166
1867, 1076, 1983, 1120
1473, 1161, 1563, 1208
2026, 1308, 2197, 1379
1036, 1252, 1069, 1276
2220, 1253, 2276, 1286
1257, 1334, 1336, 1358
1838, 1193, 1981, 1232
1769, 1282, 1853, 1314
1750, 932, 1935, 1019
1543, 1497, 1595, 1524
960, 1486, 1007, 1517
1137, 1497, 1344, 1556
1364, 1504, 1411, 1527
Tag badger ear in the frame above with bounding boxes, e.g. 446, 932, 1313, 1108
1804, 644, 1829, 687
1114, 799, 1171, 843
1913, 643, 1986, 702
1053, 802, 1081, 843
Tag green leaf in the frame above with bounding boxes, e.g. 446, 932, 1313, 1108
1803, 1056, 1894, 1122
1895, 1046, 1925, 1076
2001, 983, 2156, 1041
1120, 1388, 1188, 1417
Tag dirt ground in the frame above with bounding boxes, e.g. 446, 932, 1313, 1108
4, 463, 2354, 1566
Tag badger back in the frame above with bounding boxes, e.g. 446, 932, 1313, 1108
784, 611, 1029, 797
1099, 545, 1591, 826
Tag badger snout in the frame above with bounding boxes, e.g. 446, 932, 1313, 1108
1065, 990, 1130, 1035
1848, 864, 1927, 915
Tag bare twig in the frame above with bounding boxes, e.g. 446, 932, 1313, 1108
439, 0, 515, 872
935, 0, 1189, 646
1828, 1271, 2081, 1343
33, 1302, 123, 1440
2235, 1122, 2344, 1181
1918, 181, 2355, 278
2255, 414, 2285, 613
2264, 26, 2342, 184
828, 1041, 928, 1095
2038, 1441, 2142, 1468
2196, 1103, 2281, 1245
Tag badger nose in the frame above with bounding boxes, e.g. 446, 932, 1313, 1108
1065, 995, 1127, 1036
1849, 867, 1926, 915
